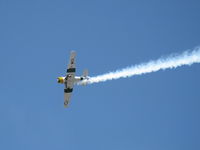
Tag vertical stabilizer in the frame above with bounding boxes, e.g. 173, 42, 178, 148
83, 69, 88, 77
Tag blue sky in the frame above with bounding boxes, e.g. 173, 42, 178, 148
1, 0, 200, 149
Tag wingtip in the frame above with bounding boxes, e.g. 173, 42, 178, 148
64, 102, 69, 108
70, 50, 76, 54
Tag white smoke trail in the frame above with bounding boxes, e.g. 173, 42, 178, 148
78, 47, 200, 85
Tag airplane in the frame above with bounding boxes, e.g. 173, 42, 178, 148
57, 51, 89, 107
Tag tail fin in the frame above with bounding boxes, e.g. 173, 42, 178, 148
83, 69, 88, 77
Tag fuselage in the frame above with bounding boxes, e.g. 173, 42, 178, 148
57, 75, 88, 85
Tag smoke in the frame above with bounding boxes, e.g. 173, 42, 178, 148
78, 47, 200, 85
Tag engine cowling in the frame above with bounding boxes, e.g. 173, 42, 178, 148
57, 77, 65, 84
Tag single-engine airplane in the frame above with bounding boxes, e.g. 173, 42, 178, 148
57, 51, 89, 107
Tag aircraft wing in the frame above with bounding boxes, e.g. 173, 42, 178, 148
64, 51, 76, 107
67, 51, 76, 75
64, 84, 73, 107
64, 89, 72, 107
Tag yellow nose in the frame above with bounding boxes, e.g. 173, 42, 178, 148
57, 77, 64, 84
